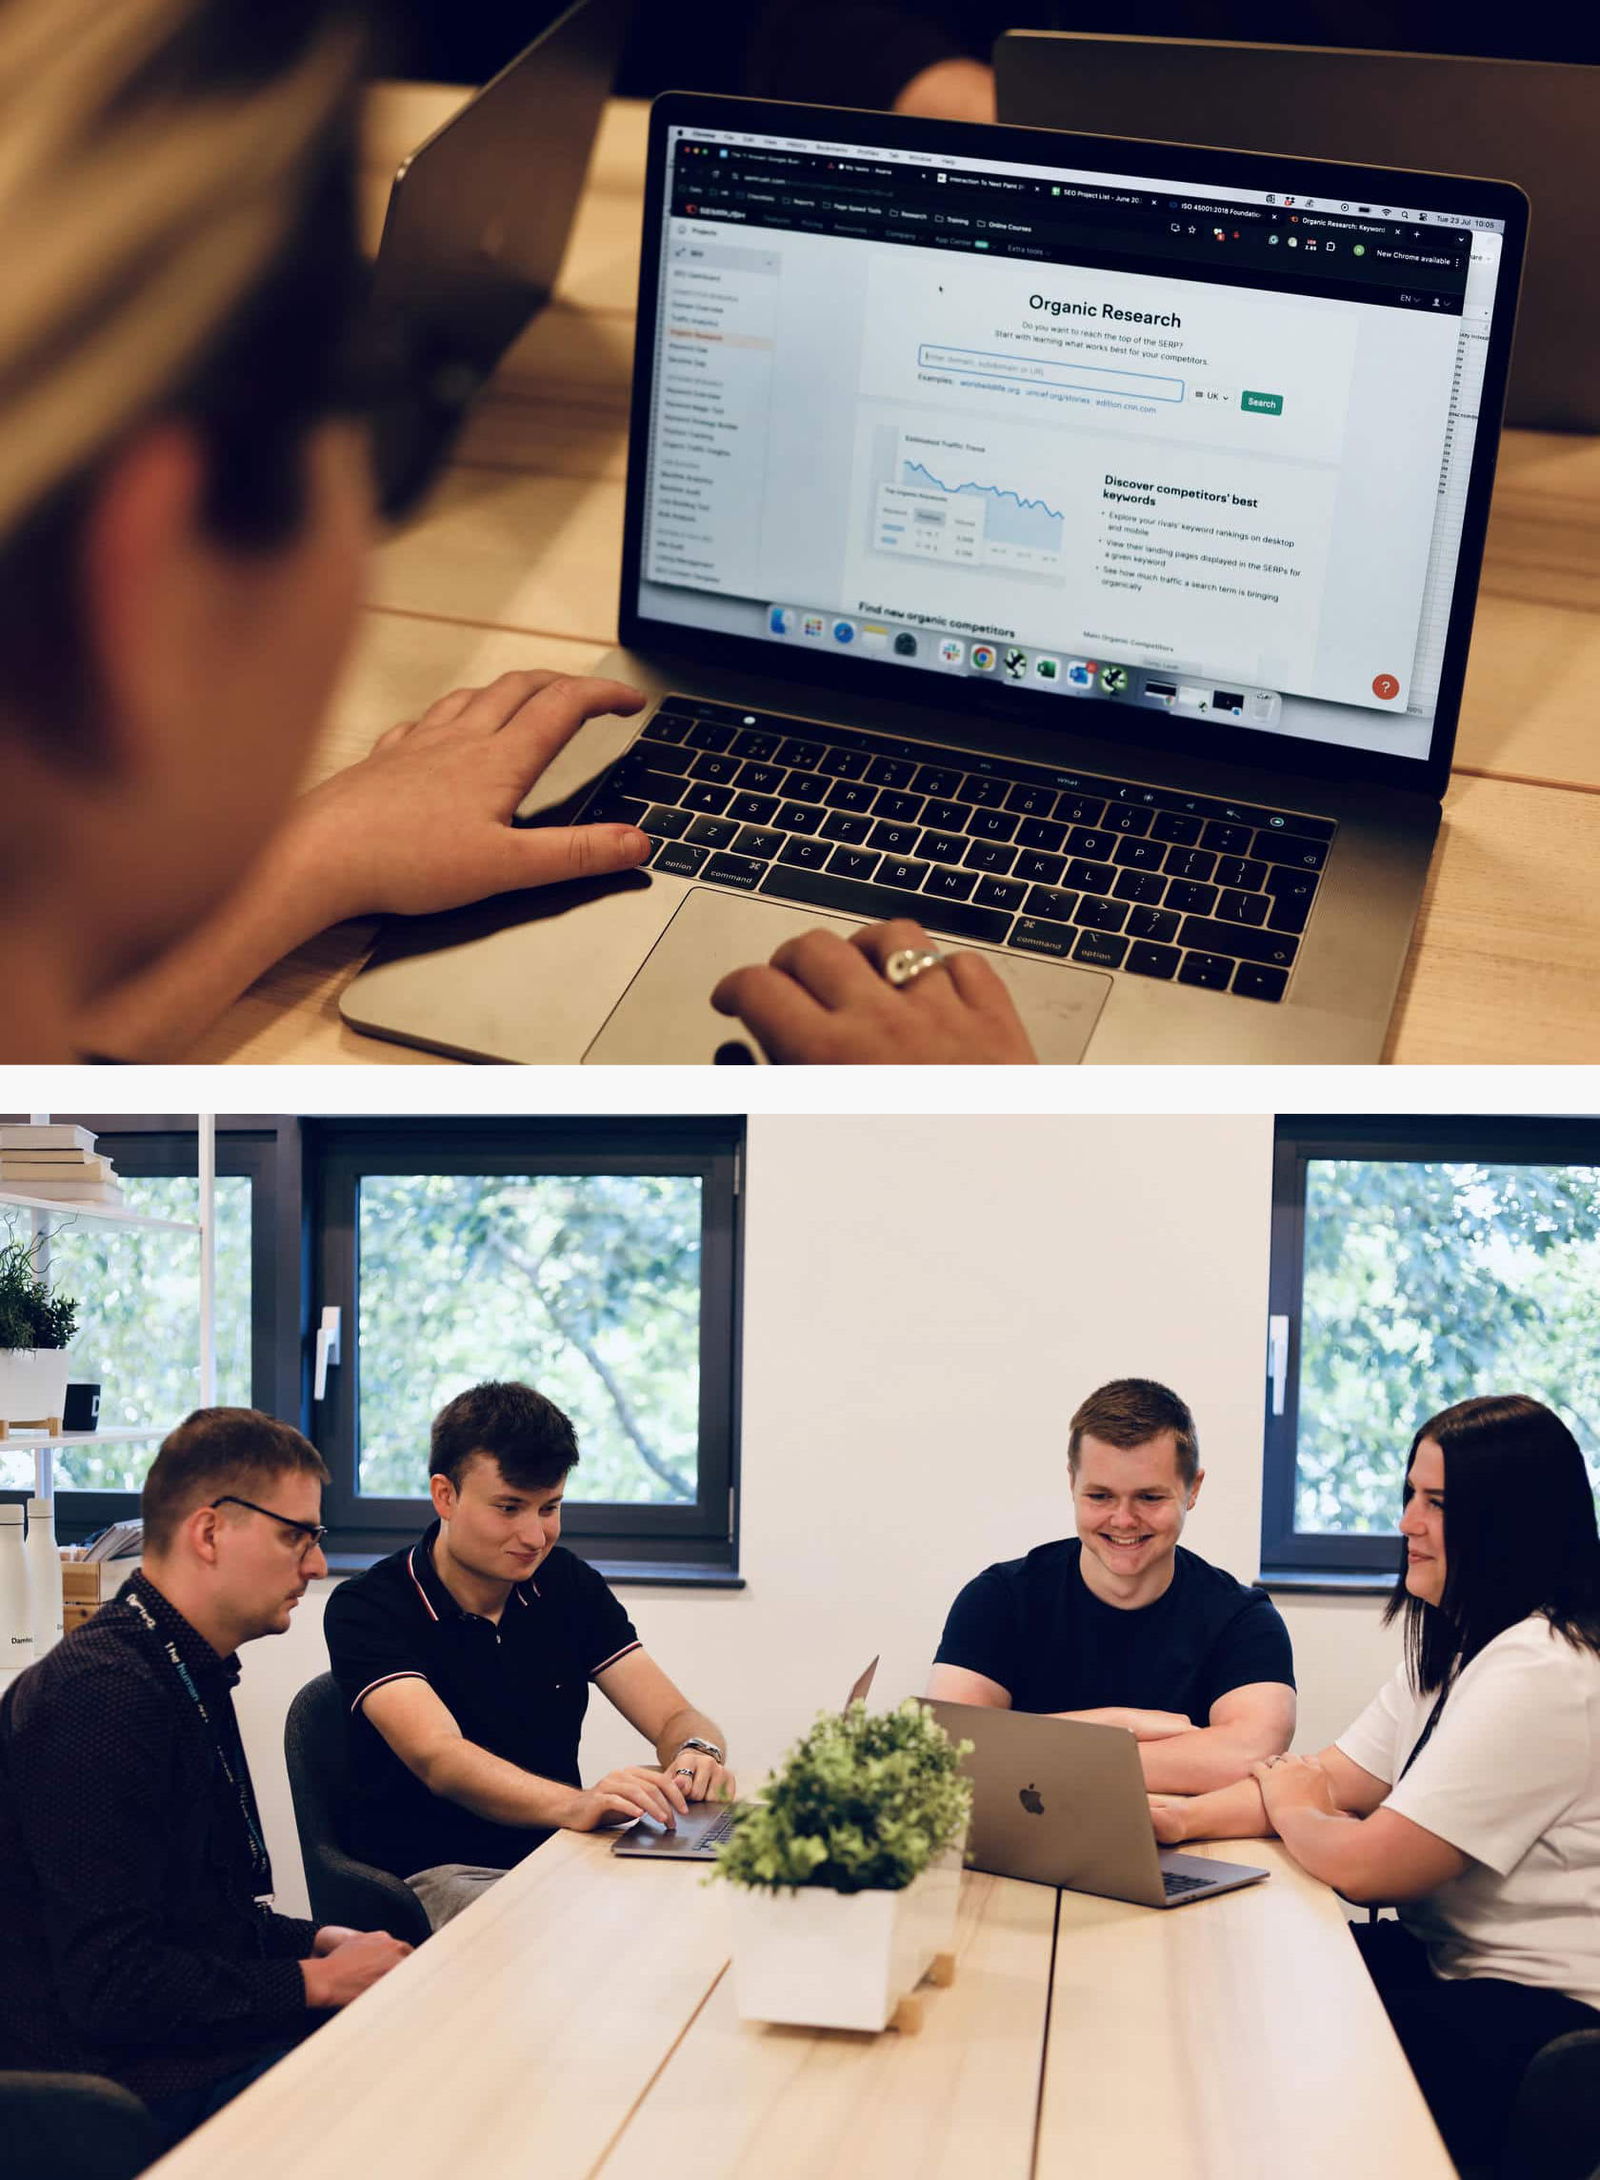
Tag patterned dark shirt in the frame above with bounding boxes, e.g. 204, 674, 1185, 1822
0, 1569, 318, 2101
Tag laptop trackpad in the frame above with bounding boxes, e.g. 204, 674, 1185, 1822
583, 888, 1110, 1063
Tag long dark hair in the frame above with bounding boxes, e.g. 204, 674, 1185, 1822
1384, 1394, 1600, 1696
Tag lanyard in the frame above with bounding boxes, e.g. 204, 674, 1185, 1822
124, 1586, 274, 1900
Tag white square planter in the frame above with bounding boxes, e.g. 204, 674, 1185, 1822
0, 1350, 69, 1427
728, 1847, 962, 2032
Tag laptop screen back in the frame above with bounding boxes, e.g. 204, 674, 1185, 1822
625, 99, 1524, 789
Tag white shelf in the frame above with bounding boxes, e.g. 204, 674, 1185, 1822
0, 1425, 167, 1449
0, 1189, 200, 1233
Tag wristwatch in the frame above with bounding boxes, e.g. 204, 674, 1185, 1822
675, 1735, 724, 1764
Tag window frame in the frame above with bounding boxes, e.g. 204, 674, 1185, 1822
1264, 1113, 1600, 1579
307, 1117, 744, 1576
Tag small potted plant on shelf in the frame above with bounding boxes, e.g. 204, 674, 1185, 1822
0, 1233, 79, 1429
711, 1697, 972, 2032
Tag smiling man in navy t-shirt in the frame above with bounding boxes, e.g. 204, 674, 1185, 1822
928, 1378, 1295, 1791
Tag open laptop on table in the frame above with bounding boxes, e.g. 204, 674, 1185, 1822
362, 0, 631, 505
994, 32, 1596, 433
612, 1657, 880, 1862
342, 94, 1527, 1064
928, 1700, 1268, 1907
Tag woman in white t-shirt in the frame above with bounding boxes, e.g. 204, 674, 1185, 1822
1151, 1393, 1600, 2173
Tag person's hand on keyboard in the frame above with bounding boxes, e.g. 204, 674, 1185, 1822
711, 916, 1038, 1063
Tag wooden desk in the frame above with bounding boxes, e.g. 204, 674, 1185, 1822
145, 1832, 1452, 2180
188, 91, 1600, 1064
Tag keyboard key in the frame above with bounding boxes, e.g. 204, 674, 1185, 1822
620, 765, 696, 805
1268, 892, 1314, 935
1055, 795, 1106, 825
1113, 838, 1164, 871
918, 830, 967, 865
923, 798, 967, 832
687, 721, 737, 752
643, 711, 692, 745
961, 775, 1010, 808
1263, 810, 1336, 843
1112, 868, 1166, 905
975, 876, 1027, 912
642, 804, 691, 839
728, 793, 779, 826
926, 866, 979, 902
819, 748, 869, 780
633, 739, 696, 775
1178, 951, 1233, 991
1215, 855, 1269, 892
1067, 827, 1116, 860
1165, 880, 1219, 918
865, 755, 917, 788
1075, 894, 1127, 933
779, 835, 830, 868
963, 840, 1016, 874
1164, 847, 1217, 882
1007, 783, 1057, 817
826, 780, 875, 813
759, 865, 1012, 945
1253, 833, 1329, 871
1127, 905, 1182, 943
785, 773, 828, 804
651, 841, 708, 878
820, 811, 872, 845
1151, 811, 1204, 847
689, 752, 739, 784
733, 827, 784, 861
1202, 821, 1252, 855
1215, 888, 1270, 926
777, 738, 824, 769
1177, 916, 1300, 968
1025, 885, 1082, 922
682, 782, 733, 816
828, 846, 882, 883
1104, 805, 1153, 836
966, 809, 1018, 843
1010, 916, 1076, 959
869, 821, 921, 855
1265, 865, 1319, 901
1014, 851, 1067, 886
874, 790, 925, 824
1015, 817, 1067, 853
774, 801, 824, 833
1064, 858, 1116, 896
737, 763, 786, 795
1126, 940, 1180, 980
1232, 963, 1290, 1002
912, 765, 963, 797
703, 852, 765, 891
879, 856, 932, 892
685, 814, 738, 849
1073, 928, 1128, 970
731, 728, 782, 761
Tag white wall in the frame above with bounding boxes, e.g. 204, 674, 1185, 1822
233, 1113, 1404, 1920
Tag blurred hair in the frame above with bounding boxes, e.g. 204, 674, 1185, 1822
1385, 1393, 1600, 1694
0, 0, 368, 749
142, 1405, 329, 1555
430, 1382, 582, 1496
1068, 1377, 1200, 1488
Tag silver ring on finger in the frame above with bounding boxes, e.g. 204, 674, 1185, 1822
882, 946, 950, 990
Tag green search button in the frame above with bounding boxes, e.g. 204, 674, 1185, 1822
1241, 390, 1284, 415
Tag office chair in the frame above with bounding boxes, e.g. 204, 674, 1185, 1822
1500, 2025, 1600, 2180
284, 1674, 431, 1947
0, 2071, 160, 2180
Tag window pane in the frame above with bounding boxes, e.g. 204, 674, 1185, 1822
1297, 1159, 1600, 1534
33, 1178, 252, 1491
356, 1174, 703, 1503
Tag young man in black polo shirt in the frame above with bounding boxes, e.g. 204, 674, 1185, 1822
0, 1410, 410, 2149
324, 1382, 735, 1929
928, 1378, 1296, 1790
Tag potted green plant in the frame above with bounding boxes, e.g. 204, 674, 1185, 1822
0, 1233, 79, 1427
711, 1697, 972, 2032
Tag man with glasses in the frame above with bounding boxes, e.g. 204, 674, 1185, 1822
0, 1408, 411, 2149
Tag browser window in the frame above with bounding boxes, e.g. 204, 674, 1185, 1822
637, 127, 1508, 770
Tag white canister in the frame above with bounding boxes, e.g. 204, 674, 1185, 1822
0, 1348, 71, 1427
25, 1498, 62, 1658
0, 1494, 35, 1681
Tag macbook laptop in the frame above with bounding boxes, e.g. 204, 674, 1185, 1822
995, 33, 1596, 432
362, 0, 631, 505
342, 94, 1527, 1065
612, 1657, 879, 1862
927, 1700, 1268, 1907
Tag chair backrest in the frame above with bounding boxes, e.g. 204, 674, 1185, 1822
0, 2071, 160, 2180
284, 1673, 357, 1861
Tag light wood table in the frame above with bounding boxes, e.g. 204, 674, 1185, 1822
188, 90, 1600, 1064
145, 1831, 1452, 2180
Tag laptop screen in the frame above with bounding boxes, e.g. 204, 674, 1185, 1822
629, 105, 1519, 782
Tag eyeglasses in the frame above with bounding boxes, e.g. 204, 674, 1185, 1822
210, 1495, 328, 1560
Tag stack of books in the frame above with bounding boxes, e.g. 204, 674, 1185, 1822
0, 1125, 124, 1208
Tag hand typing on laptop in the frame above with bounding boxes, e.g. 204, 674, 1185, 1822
712, 916, 1038, 1064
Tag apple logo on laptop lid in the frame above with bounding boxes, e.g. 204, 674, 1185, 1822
1020, 1783, 1045, 1816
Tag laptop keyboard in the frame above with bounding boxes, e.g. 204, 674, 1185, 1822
697, 1808, 738, 1847
581, 698, 1333, 1003
1161, 1871, 1214, 1897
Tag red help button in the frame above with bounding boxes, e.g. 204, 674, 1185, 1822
1372, 673, 1400, 700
